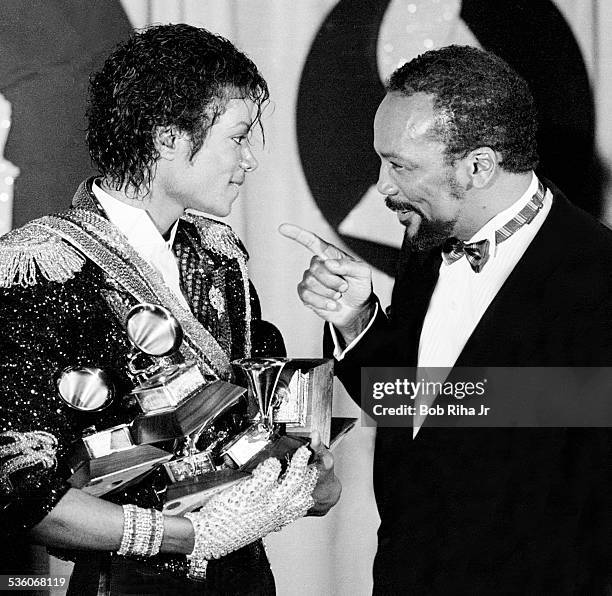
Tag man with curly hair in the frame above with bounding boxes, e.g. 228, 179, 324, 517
284, 45, 612, 594
0, 24, 340, 595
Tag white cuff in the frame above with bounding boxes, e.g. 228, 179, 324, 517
330, 302, 380, 361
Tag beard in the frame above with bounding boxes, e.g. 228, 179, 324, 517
408, 213, 456, 251
385, 172, 465, 252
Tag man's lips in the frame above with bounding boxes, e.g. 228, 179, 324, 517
384, 197, 425, 228
385, 196, 423, 217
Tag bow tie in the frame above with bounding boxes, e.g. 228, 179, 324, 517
442, 238, 490, 272
441, 180, 547, 273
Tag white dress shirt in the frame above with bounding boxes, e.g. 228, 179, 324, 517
91, 181, 190, 310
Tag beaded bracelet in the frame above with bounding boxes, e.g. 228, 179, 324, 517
150, 509, 165, 556
185, 512, 210, 580
117, 504, 137, 556
117, 504, 165, 558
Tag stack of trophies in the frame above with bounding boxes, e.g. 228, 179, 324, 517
57, 303, 350, 516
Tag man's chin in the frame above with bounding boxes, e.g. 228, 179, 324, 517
402, 215, 455, 252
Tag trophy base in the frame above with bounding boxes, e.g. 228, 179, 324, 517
163, 469, 249, 516
131, 380, 246, 444
68, 444, 172, 497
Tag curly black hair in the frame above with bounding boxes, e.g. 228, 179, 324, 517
86, 24, 269, 193
387, 45, 538, 173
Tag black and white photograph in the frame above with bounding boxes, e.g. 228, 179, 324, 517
2, 1, 612, 594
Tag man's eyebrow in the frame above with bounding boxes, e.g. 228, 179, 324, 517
233, 121, 253, 130
379, 150, 407, 161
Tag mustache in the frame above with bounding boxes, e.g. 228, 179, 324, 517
385, 196, 424, 217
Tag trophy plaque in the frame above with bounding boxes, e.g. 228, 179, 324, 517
275, 359, 334, 445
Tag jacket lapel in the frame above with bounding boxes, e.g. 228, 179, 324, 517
391, 233, 443, 365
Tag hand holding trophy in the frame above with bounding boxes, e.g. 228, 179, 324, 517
185, 446, 318, 579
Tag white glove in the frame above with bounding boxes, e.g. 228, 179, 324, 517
185, 445, 318, 579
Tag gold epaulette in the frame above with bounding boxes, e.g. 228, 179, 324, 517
0, 223, 85, 288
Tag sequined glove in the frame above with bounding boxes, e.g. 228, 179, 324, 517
185, 445, 318, 580
0, 431, 58, 495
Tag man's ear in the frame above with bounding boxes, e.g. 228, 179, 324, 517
461, 147, 499, 189
154, 126, 183, 159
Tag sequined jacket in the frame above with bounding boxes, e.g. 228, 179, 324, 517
0, 179, 284, 581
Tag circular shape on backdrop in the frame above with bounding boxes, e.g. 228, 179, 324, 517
297, 0, 596, 276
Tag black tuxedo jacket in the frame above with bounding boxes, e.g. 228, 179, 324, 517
331, 184, 612, 595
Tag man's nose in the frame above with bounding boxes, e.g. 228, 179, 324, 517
239, 145, 258, 172
377, 180, 399, 195
376, 166, 399, 196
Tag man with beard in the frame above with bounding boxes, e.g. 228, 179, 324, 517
281, 45, 612, 594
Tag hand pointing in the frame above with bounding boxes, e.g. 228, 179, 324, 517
278, 223, 346, 260
279, 223, 374, 339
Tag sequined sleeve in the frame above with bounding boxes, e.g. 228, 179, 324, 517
0, 262, 131, 534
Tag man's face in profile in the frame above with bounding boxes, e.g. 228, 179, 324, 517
373, 91, 466, 250
165, 98, 258, 218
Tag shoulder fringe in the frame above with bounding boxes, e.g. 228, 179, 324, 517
0, 224, 85, 288
184, 214, 249, 261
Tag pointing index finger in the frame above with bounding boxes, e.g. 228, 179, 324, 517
278, 223, 344, 260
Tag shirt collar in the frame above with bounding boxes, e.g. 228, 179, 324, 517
466, 172, 539, 258
91, 180, 180, 254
